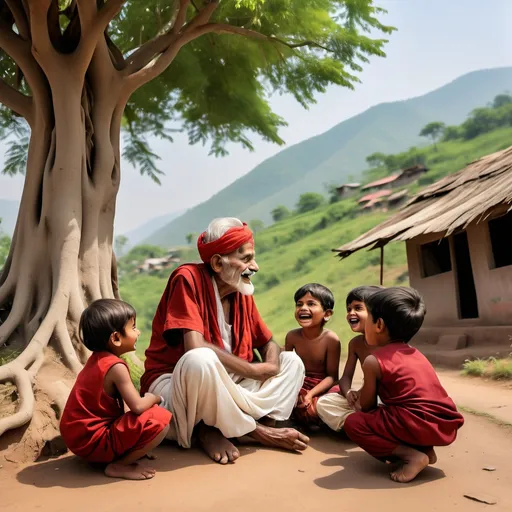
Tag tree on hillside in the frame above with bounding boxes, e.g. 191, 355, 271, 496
442, 125, 461, 142
248, 219, 264, 234
296, 192, 325, 214
365, 152, 387, 168
462, 108, 498, 140
0, 0, 392, 459
114, 234, 129, 256
271, 205, 291, 223
492, 93, 512, 109
185, 232, 198, 245
419, 121, 445, 151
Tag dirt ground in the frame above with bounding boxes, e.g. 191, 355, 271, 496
1, 370, 511, 512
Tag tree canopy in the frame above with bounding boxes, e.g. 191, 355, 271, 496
0, 0, 394, 181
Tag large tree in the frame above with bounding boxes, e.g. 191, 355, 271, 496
0, 0, 392, 460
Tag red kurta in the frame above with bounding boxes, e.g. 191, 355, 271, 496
293, 372, 340, 426
140, 263, 272, 395
344, 343, 464, 458
60, 352, 171, 463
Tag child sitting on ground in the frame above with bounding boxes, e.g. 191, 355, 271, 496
316, 285, 381, 431
60, 299, 172, 480
343, 287, 464, 483
285, 283, 341, 427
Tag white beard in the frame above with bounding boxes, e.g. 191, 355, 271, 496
220, 260, 255, 296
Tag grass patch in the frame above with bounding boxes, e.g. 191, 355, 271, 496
458, 405, 512, 431
461, 358, 512, 380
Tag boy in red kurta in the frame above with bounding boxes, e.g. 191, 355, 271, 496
285, 284, 341, 427
60, 299, 171, 480
344, 287, 464, 483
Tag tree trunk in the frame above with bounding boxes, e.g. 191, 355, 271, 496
0, 62, 127, 462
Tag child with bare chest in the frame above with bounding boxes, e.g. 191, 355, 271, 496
285, 284, 341, 427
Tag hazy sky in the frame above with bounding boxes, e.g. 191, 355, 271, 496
0, 0, 511, 233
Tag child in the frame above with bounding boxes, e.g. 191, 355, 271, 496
285, 283, 341, 426
316, 286, 381, 431
60, 299, 172, 480
343, 287, 464, 483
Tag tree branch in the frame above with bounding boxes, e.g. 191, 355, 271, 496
5, 0, 30, 41
0, 77, 33, 120
0, 20, 46, 119
74, 0, 126, 74
191, 23, 333, 52
27, 0, 59, 69
124, 0, 193, 75
170, 0, 191, 36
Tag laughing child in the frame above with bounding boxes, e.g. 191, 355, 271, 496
316, 285, 381, 431
344, 287, 464, 483
60, 299, 171, 480
285, 283, 341, 426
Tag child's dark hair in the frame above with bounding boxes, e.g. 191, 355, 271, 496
365, 287, 426, 342
346, 285, 383, 307
79, 299, 136, 352
294, 283, 334, 311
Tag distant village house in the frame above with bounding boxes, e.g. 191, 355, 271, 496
137, 249, 181, 273
335, 183, 360, 199
361, 164, 428, 193
334, 147, 512, 366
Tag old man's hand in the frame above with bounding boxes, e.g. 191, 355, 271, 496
250, 362, 279, 382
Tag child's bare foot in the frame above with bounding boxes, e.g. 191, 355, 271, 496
197, 423, 240, 464
105, 462, 156, 480
389, 446, 429, 483
424, 447, 437, 464
144, 452, 157, 460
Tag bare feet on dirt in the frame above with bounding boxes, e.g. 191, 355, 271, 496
424, 447, 437, 465
389, 447, 429, 483
249, 423, 310, 451
197, 423, 240, 464
104, 462, 156, 480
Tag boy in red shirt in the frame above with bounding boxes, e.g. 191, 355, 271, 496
344, 287, 464, 483
60, 299, 171, 480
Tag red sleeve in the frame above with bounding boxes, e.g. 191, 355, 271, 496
163, 274, 205, 337
250, 300, 272, 349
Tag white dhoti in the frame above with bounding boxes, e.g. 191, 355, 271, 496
149, 347, 305, 448
316, 393, 355, 432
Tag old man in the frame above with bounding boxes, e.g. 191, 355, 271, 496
140, 217, 308, 463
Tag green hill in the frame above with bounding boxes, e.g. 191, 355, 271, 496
121, 125, 512, 357
144, 67, 512, 247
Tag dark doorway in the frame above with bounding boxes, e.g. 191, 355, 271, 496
453, 232, 479, 319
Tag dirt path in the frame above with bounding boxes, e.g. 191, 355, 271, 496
0, 411, 510, 512
437, 369, 512, 424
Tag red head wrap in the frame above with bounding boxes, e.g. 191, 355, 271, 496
197, 223, 254, 264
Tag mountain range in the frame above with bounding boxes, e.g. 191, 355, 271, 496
143, 66, 512, 247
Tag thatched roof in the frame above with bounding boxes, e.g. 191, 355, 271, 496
335, 146, 512, 258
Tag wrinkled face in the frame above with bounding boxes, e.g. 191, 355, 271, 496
219, 242, 259, 296
346, 300, 368, 333
295, 292, 331, 328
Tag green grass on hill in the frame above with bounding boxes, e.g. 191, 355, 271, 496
119, 126, 512, 358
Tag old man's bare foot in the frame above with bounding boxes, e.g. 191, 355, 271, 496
389, 446, 429, 483
197, 423, 240, 464
248, 423, 310, 451
105, 462, 156, 480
